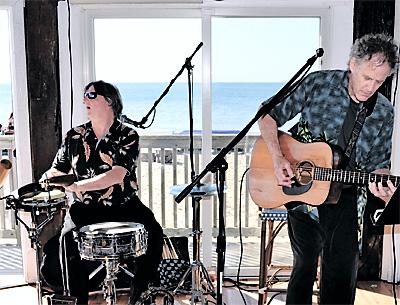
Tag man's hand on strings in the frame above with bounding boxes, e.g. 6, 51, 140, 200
272, 155, 294, 187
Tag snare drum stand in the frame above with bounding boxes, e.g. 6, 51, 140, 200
86, 257, 134, 305
174, 194, 216, 305
102, 258, 119, 305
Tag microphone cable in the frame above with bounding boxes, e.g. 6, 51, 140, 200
391, 223, 398, 305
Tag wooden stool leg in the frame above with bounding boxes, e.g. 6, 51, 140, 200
259, 220, 276, 305
258, 219, 267, 305
265, 220, 275, 266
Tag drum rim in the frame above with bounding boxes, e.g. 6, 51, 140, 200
19, 199, 65, 207
79, 222, 145, 233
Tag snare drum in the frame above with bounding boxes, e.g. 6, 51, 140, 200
18, 189, 67, 213
77, 222, 148, 261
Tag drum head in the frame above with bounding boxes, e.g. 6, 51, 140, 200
80, 222, 144, 236
31, 189, 65, 201
17, 189, 66, 212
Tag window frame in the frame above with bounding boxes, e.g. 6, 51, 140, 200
0, 0, 32, 187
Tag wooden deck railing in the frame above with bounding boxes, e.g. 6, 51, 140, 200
138, 134, 261, 237
0, 135, 19, 241
0, 134, 262, 243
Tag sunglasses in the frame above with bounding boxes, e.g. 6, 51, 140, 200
84, 92, 99, 100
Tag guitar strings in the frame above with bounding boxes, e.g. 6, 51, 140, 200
292, 165, 399, 185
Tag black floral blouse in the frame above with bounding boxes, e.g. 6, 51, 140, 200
51, 119, 139, 207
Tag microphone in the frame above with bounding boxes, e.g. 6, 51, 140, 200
307, 48, 324, 65
315, 48, 324, 58
44, 174, 75, 186
120, 114, 142, 128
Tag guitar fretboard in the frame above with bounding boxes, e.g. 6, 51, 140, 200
314, 167, 400, 186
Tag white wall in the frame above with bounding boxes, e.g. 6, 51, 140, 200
381, 0, 400, 284
2, 0, 34, 282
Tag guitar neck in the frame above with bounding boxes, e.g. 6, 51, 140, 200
314, 167, 400, 187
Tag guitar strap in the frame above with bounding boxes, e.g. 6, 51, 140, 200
341, 92, 377, 169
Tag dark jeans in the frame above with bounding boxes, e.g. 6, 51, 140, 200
41, 196, 163, 305
286, 187, 359, 305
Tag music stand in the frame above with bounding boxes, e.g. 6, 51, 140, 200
371, 187, 400, 226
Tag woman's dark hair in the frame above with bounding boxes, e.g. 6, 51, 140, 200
84, 80, 123, 116
350, 33, 399, 72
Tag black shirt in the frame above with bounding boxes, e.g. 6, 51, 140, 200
52, 119, 139, 207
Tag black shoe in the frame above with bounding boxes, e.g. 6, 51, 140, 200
132, 287, 174, 305
128, 284, 148, 305
129, 293, 152, 305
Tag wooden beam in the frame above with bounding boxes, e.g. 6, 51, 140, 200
24, 0, 62, 181
353, 0, 396, 99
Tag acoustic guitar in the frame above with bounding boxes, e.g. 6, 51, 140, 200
248, 132, 400, 209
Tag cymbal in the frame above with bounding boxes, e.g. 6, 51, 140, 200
170, 183, 223, 197
17, 182, 44, 199
17, 182, 64, 200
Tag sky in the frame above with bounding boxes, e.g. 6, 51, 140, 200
0, 10, 11, 84
94, 17, 320, 83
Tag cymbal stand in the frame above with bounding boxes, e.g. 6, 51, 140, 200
173, 195, 215, 304
4, 195, 57, 305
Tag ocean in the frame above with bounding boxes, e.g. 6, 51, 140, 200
0, 82, 283, 133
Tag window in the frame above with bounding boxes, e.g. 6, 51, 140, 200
93, 18, 202, 134
211, 17, 321, 133
0, 9, 12, 133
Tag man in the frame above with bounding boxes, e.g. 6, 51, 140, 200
40, 80, 163, 305
258, 33, 398, 304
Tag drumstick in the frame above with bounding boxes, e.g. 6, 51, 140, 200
44, 174, 75, 186
0, 159, 12, 189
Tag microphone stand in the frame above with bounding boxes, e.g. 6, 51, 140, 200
120, 42, 203, 128
175, 48, 324, 305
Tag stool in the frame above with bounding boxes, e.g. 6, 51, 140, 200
258, 208, 320, 305
258, 208, 291, 305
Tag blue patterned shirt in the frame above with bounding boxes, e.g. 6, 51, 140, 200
268, 70, 394, 172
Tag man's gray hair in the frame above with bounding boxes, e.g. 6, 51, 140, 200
350, 33, 399, 72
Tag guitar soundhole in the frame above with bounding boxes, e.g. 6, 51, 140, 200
295, 160, 314, 185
